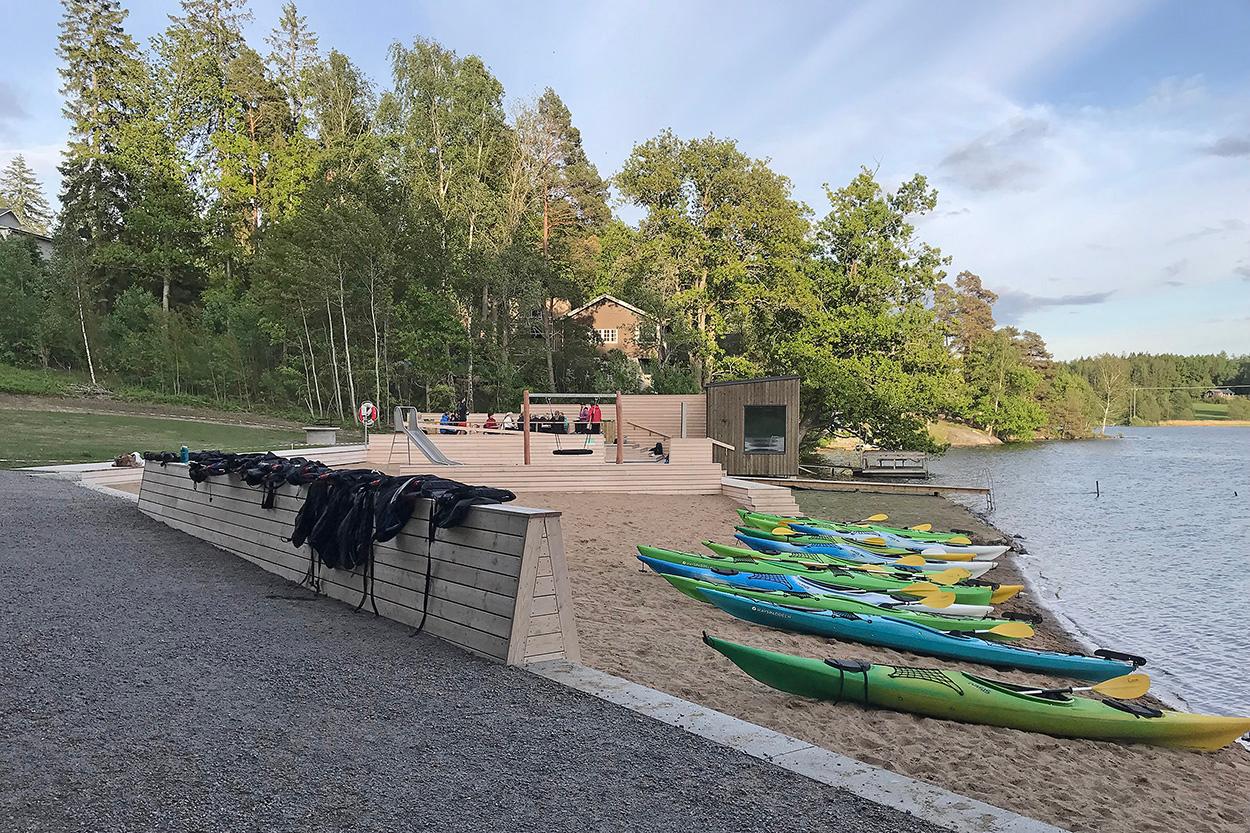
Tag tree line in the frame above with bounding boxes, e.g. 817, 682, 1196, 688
3, 0, 1241, 447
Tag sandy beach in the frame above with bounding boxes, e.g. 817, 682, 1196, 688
516, 489, 1250, 833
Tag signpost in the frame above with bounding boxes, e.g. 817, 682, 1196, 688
358, 400, 378, 445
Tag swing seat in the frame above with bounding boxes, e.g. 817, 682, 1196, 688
552, 448, 594, 456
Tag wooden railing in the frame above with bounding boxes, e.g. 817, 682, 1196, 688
623, 420, 672, 442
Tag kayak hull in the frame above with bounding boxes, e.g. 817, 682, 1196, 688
740, 510, 974, 544
637, 553, 995, 618
680, 543, 1003, 605
698, 586, 1140, 682
789, 523, 1009, 560
734, 532, 997, 579
705, 635, 1248, 751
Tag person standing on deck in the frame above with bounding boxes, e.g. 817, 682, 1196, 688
589, 402, 602, 434
577, 403, 589, 433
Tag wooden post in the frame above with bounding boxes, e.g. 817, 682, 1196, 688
680, 401, 688, 438
615, 391, 624, 464
523, 390, 531, 466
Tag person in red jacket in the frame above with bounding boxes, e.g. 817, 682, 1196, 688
589, 402, 603, 434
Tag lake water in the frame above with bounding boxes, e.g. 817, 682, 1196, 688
930, 426, 1250, 718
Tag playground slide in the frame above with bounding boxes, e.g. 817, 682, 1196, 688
400, 427, 461, 466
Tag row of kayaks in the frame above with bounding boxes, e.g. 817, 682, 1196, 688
638, 510, 1250, 751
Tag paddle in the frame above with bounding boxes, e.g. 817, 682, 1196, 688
1019, 673, 1151, 699
926, 567, 972, 585
908, 523, 933, 532
771, 526, 800, 536
860, 536, 889, 546
982, 621, 1035, 639
857, 513, 889, 523
947, 535, 973, 545
899, 581, 940, 595
915, 590, 956, 609
895, 555, 927, 567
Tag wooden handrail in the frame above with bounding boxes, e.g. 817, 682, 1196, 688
623, 420, 672, 441
708, 438, 735, 451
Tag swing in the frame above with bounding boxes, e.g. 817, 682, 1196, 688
552, 429, 594, 456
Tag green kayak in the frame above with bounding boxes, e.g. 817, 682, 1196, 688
704, 634, 1250, 751
640, 543, 1009, 605
660, 574, 1033, 637
739, 510, 973, 544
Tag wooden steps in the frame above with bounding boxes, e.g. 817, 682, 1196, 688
390, 462, 730, 495
721, 477, 802, 514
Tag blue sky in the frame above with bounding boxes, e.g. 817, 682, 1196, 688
2, 0, 1248, 359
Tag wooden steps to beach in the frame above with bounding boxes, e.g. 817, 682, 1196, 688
392, 462, 731, 495
722, 476, 802, 515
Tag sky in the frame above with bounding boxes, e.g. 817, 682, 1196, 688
2, 0, 1248, 359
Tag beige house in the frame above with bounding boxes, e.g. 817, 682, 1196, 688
559, 294, 660, 361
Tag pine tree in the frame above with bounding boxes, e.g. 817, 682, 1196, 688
55, 0, 147, 386
265, 1, 318, 122
154, 0, 251, 183
56, 0, 144, 242
0, 155, 53, 234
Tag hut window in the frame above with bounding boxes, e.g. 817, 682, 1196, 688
595, 328, 618, 344
743, 405, 786, 454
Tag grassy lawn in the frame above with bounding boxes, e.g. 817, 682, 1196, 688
1191, 401, 1230, 420
0, 409, 306, 468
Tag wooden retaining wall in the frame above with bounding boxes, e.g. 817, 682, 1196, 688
136, 462, 579, 665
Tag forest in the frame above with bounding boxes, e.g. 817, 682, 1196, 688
1, 0, 1247, 449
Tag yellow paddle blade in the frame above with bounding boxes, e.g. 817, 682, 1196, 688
853, 564, 889, 573
1092, 673, 1152, 699
926, 568, 970, 586
771, 526, 799, 536
917, 590, 956, 609
947, 535, 972, 545
900, 581, 940, 595
896, 555, 927, 567
908, 523, 933, 532
860, 513, 889, 523
985, 621, 1034, 639
990, 584, 1024, 604
861, 536, 888, 546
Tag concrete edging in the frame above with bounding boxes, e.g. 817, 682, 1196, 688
527, 659, 1071, 833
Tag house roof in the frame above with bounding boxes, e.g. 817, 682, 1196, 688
559, 293, 655, 321
0, 208, 53, 242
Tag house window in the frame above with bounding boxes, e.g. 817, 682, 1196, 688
595, 328, 618, 344
743, 405, 786, 454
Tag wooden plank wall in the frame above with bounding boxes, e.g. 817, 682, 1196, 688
619, 394, 707, 438
136, 462, 579, 665
705, 377, 801, 477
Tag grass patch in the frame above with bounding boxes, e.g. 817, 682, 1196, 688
1191, 402, 1230, 420
0, 409, 306, 468
0, 364, 78, 396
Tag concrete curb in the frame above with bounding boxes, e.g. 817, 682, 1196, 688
528, 659, 1071, 833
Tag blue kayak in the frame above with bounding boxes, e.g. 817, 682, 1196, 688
732, 532, 997, 580
696, 585, 1143, 682
636, 554, 994, 618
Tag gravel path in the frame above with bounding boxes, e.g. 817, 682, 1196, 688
0, 473, 950, 833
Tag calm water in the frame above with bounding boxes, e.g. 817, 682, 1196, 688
930, 426, 1250, 717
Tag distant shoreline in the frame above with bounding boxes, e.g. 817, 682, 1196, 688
1154, 419, 1250, 427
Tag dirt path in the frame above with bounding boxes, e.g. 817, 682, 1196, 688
0, 393, 304, 430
